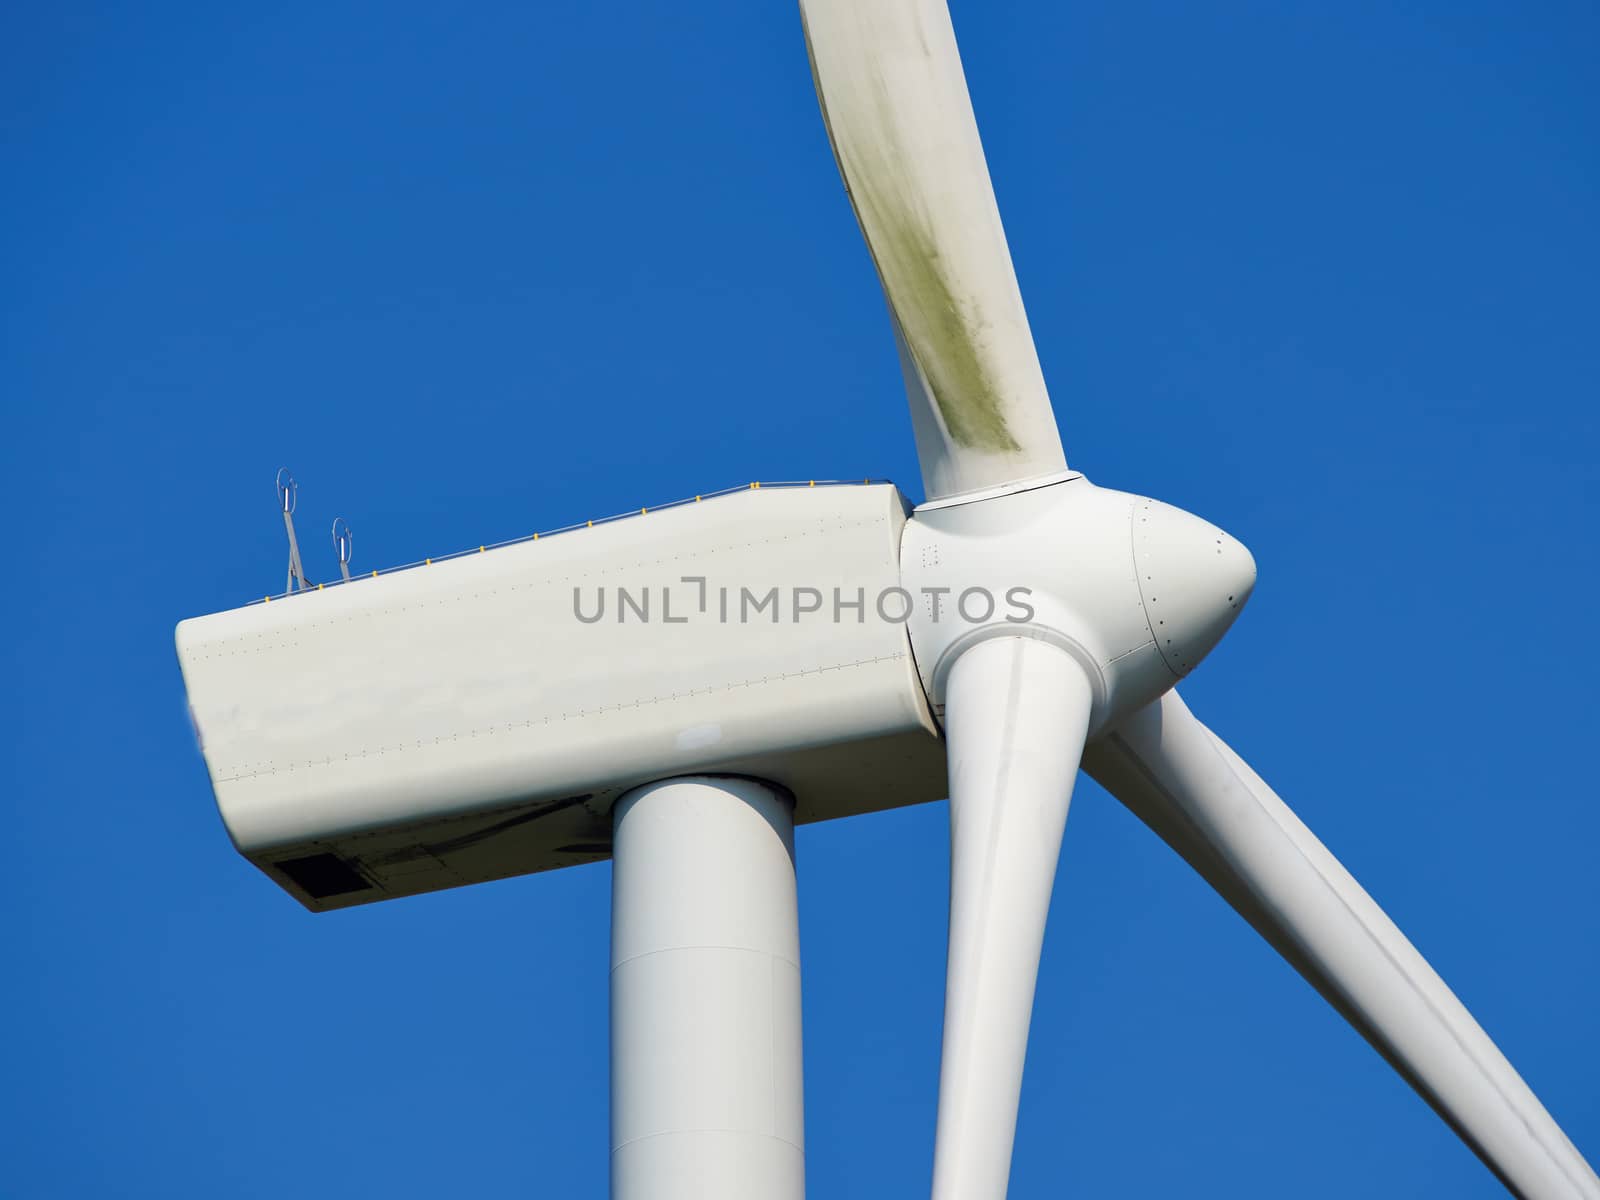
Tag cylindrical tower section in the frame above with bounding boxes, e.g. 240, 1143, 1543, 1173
610, 776, 804, 1200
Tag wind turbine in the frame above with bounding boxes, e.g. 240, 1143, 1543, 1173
173, 2, 1597, 1198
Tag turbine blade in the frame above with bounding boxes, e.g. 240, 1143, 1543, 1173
934, 636, 1093, 1199
1083, 689, 1600, 1200
801, 0, 1067, 502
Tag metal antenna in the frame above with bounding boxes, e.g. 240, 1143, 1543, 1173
332, 517, 353, 581
276, 468, 311, 592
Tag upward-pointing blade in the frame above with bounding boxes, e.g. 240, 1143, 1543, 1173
801, 0, 1068, 502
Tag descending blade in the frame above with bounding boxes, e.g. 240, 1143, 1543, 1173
1083, 690, 1600, 1200
934, 636, 1093, 1199
801, 0, 1067, 502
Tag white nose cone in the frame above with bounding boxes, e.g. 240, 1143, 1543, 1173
1132, 497, 1256, 678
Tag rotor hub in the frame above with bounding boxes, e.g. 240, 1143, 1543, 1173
900, 477, 1255, 732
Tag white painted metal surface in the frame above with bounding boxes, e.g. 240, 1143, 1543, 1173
1131, 495, 1256, 678
611, 777, 804, 1200
1085, 690, 1600, 1200
802, 0, 1067, 501
175, 484, 942, 909
933, 637, 1093, 1200
901, 476, 1256, 731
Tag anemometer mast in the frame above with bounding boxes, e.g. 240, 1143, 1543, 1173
276, 469, 310, 593
272, 467, 355, 595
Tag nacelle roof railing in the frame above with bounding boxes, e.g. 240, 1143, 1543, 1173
253, 478, 896, 605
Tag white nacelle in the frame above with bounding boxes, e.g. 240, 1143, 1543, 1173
176, 476, 1251, 911
176, 484, 944, 910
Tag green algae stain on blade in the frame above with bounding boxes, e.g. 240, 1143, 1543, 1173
868, 202, 1021, 453
837, 108, 1021, 452
801, 7, 1025, 456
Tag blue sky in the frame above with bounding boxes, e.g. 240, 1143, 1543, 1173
4, 2, 1596, 1196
